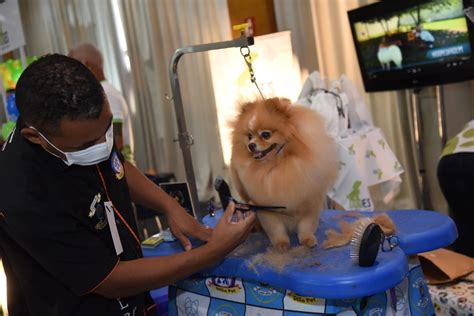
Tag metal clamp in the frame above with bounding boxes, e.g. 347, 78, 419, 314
381, 235, 400, 252
240, 45, 264, 99
173, 132, 194, 146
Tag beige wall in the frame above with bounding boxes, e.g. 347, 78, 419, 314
444, 81, 474, 139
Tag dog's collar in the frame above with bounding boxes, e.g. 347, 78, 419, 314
276, 143, 286, 155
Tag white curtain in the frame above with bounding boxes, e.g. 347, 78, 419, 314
274, 0, 423, 210
19, 0, 232, 211
273, 0, 320, 81
18, 0, 126, 95
118, 0, 231, 208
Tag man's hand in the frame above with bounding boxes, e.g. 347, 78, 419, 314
206, 202, 256, 254
124, 161, 215, 250
165, 199, 212, 251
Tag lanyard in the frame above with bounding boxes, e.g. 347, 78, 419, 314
96, 165, 142, 249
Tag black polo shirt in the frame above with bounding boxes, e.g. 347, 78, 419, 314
0, 122, 155, 315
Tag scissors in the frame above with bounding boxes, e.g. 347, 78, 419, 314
229, 198, 286, 213
214, 177, 286, 213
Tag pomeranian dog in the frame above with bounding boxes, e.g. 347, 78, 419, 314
230, 97, 338, 252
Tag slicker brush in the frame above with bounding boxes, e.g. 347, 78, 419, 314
350, 218, 383, 267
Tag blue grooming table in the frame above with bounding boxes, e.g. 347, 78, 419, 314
144, 209, 457, 315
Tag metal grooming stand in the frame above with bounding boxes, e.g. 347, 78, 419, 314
168, 34, 255, 217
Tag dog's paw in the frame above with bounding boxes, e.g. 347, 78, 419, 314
300, 235, 318, 248
274, 241, 290, 253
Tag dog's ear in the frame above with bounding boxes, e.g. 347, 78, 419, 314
265, 97, 292, 118
237, 100, 257, 115
227, 100, 256, 133
278, 98, 292, 106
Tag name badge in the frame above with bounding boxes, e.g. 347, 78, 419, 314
104, 201, 123, 256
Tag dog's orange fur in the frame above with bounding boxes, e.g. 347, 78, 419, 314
230, 98, 338, 251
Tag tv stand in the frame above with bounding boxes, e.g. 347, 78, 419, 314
410, 86, 447, 210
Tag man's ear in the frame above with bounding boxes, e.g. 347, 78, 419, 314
21, 127, 66, 160
20, 127, 46, 146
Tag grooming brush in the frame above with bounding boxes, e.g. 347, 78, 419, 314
350, 218, 383, 267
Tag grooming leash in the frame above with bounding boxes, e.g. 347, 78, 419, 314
235, 23, 265, 100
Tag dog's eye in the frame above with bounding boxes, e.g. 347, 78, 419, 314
247, 133, 253, 140
260, 131, 271, 140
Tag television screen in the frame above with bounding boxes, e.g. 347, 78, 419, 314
348, 0, 474, 92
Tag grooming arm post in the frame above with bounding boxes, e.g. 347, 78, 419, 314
168, 35, 254, 218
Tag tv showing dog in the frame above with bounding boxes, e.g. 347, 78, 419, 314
230, 97, 338, 252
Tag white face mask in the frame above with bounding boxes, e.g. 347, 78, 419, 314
32, 124, 114, 166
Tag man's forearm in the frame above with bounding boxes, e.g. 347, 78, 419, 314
94, 243, 222, 298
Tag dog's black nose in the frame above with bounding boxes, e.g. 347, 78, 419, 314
248, 143, 257, 151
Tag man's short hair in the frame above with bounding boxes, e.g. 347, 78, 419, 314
15, 54, 104, 134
